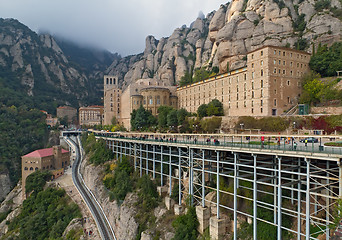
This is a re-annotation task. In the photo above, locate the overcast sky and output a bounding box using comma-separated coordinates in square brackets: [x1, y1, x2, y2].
[0, 0, 226, 56]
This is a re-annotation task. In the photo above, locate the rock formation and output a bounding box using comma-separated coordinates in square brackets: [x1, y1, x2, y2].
[106, 0, 342, 88]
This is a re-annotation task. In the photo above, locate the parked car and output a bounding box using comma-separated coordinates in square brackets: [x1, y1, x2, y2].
[300, 137, 318, 143]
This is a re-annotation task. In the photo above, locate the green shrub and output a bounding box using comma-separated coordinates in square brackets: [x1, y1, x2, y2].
[25, 170, 52, 194]
[8, 188, 81, 239]
[172, 206, 199, 240]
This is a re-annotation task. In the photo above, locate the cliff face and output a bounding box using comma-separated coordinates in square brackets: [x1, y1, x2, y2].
[80, 157, 139, 240]
[0, 18, 117, 107]
[0, 173, 11, 201]
[107, 0, 342, 87]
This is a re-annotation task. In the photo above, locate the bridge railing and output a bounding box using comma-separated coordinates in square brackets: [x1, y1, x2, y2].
[93, 132, 342, 157]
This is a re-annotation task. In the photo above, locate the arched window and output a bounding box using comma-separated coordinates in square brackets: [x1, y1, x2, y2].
[29, 167, 33, 171]
[149, 96, 153, 105]
[24, 167, 28, 171]
[156, 96, 160, 105]
[113, 78, 116, 84]
[35, 167, 38, 171]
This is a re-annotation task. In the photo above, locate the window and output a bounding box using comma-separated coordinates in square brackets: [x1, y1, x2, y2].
[261, 99, 263, 106]
[252, 91, 254, 98]
[261, 69, 263, 76]
[251, 108, 254, 113]
[274, 68, 277, 73]
[274, 99, 277, 106]
[252, 82, 254, 89]
[279, 60, 281, 65]
[261, 51, 263, 56]
[244, 83, 247, 91]
[252, 63, 254, 68]
[283, 70, 286, 74]
[236, 85, 239, 92]
[236, 102, 239, 108]
[251, 100, 254, 107]
[290, 71, 293, 76]
[252, 54, 254, 59]
[283, 52, 285, 56]
[287, 96, 290, 103]
[261, 80, 263, 88]
[279, 69, 281, 74]
[244, 74, 247, 80]
[283, 60, 285, 65]
[287, 80, 290, 86]
[274, 50, 276, 54]
[261, 89, 263, 97]
[274, 89, 277, 94]
[261, 60, 263, 66]
[261, 108, 263, 113]
[244, 92, 246, 99]
[252, 72, 255, 79]
[290, 62, 293, 67]
[244, 101, 246, 107]
[237, 93, 239, 100]
[274, 59, 276, 64]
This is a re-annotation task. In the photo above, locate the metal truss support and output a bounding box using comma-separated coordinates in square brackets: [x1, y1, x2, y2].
[253, 154, 257, 240]
[153, 145, 156, 180]
[161, 146, 163, 186]
[169, 147, 172, 197]
[178, 148, 182, 206]
[305, 157, 310, 240]
[202, 150, 205, 208]
[216, 150, 220, 219]
[297, 158, 301, 240]
[277, 156, 282, 240]
[233, 152, 237, 240]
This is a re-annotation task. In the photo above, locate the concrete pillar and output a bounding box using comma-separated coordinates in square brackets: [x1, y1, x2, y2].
[165, 196, 175, 210]
[174, 204, 183, 216]
[196, 205, 210, 234]
[210, 216, 228, 240]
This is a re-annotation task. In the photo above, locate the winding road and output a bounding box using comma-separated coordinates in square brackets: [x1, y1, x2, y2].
[64, 135, 116, 240]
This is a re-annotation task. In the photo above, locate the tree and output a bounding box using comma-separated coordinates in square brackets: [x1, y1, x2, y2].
[207, 99, 224, 116]
[193, 68, 210, 83]
[197, 104, 208, 118]
[111, 116, 117, 125]
[167, 109, 178, 128]
[177, 108, 189, 125]
[131, 105, 157, 131]
[158, 105, 173, 128]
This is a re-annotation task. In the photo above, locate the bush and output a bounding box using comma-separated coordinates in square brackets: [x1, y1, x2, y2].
[200, 117, 222, 133]
[172, 206, 199, 240]
[236, 116, 289, 132]
[25, 170, 52, 194]
[8, 188, 81, 239]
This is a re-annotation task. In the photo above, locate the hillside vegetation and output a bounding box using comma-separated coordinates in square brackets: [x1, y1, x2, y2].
[2, 171, 81, 240]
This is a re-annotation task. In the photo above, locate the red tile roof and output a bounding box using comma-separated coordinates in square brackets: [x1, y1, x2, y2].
[23, 147, 69, 158]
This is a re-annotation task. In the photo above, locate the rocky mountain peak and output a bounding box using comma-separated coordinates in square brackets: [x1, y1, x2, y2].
[106, 0, 341, 87]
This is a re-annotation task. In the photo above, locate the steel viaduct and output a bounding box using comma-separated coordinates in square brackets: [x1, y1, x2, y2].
[92, 131, 342, 240]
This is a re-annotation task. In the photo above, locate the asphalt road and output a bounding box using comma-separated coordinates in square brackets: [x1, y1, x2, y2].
[65, 136, 116, 240]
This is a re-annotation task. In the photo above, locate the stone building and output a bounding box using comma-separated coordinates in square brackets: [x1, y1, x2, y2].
[177, 46, 311, 116]
[103, 75, 121, 126]
[21, 146, 70, 196]
[57, 106, 77, 124]
[79, 105, 103, 126]
[104, 77, 178, 128]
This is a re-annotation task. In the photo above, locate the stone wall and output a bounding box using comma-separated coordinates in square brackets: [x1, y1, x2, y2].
[311, 106, 342, 115]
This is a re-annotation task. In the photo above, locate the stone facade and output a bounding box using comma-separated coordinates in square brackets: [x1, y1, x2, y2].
[177, 46, 310, 116]
[103, 75, 121, 125]
[79, 105, 103, 126]
[104, 78, 178, 129]
[56, 106, 77, 124]
[21, 146, 70, 196]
